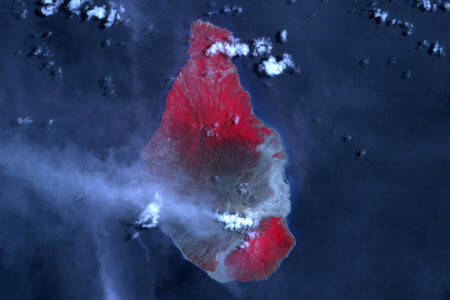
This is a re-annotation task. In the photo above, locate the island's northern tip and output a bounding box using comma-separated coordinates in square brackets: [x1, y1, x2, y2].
[187, 20, 232, 55]
[142, 20, 295, 282]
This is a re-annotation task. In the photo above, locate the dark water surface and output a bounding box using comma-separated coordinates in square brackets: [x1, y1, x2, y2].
[0, 0, 449, 299]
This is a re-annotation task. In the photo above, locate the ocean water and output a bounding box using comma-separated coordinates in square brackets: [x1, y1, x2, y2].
[1, 0, 449, 299]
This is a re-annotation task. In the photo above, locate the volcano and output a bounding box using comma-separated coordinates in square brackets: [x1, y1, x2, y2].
[141, 20, 295, 282]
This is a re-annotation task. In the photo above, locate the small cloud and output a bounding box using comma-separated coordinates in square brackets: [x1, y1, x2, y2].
[220, 4, 242, 15]
[11, 0, 27, 20]
[206, 37, 250, 57]
[16, 116, 34, 125]
[416, 40, 446, 57]
[215, 212, 253, 232]
[387, 57, 397, 65]
[205, 4, 243, 16]
[36, 0, 126, 29]
[367, 4, 414, 35]
[27, 41, 63, 80]
[100, 39, 112, 47]
[135, 193, 163, 229]
[258, 54, 299, 76]
[136, 203, 160, 228]
[251, 37, 273, 56]
[86, 6, 107, 20]
[66, 0, 90, 14]
[412, 0, 450, 12]
[98, 75, 115, 96]
[143, 24, 156, 33]
[279, 30, 287, 43]
[359, 58, 370, 66]
[204, 33, 299, 78]
[28, 43, 54, 59]
[356, 149, 367, 158]
[401, 70, 412, 78]
[371, 8, 389, 23]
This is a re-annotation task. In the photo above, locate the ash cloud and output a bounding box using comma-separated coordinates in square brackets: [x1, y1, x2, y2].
[0, 139, 150, 212]
[0, 136, 225, 298]
[0, 136, 223, 237]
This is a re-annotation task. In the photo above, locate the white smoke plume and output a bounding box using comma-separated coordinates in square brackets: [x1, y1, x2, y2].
[0, 140, 149, 211]
[0, 137, 224, 241]
[135, 193, 162, 228]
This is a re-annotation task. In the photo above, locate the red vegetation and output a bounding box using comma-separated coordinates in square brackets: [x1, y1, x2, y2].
[141, 20, 295, 281]
[224, 217, 295, 281]
[272, 152, 283, 159]
[141, 20, 272, 180]
[184, 240, 219, 272]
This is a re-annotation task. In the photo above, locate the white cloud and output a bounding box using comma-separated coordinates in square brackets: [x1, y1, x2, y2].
[39, 0, 63, 16]
[135, 193, 162, 228]
[204, 32, 299, 78]
[98, 75, 115, 96]
[238, 230, 260, 248]
[105, 8, 117, 28]
[206, 4, 243, 16]
[280, 30, 287, 43]
[220, 5, 242, 15]
[417, 0, 434, 10]
[12, 0, 28, 20]
[17, 116, 33, 125]
[26, 36, 63, 80]
[206, 36, 276, 58]
[372, 8, 389, 23]
[67, 0, 90, 14]
[247, 230, 260, 240]
[417, 40, 446, 56]
[396, 20, 415, 36]
[29, 43, 54, 59]
[86, 6, 106, 20]
[206, 37, 250, 57]
[239, 241, 250, 248]
[412, 0, 450, 11]
[37, 0, 126, 28]
[368, 6, 414, 35]
[252, 37, 273, 56]
[259, 54, 297, 76]
[215, 212, 253, 231]
[236, 182, 248, 194]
